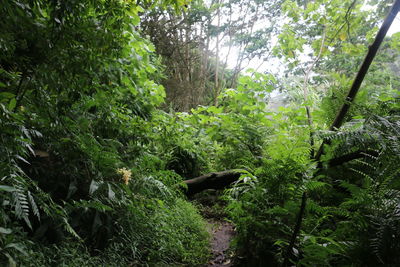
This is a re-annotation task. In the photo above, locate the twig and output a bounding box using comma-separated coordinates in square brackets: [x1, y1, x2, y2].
[282, 192, 307, 267]
[13, 71, 27, 112]
[303, 26, 327, 158]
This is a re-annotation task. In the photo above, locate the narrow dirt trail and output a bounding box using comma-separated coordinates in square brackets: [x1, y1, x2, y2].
[207, 218, 235, 266]
[190, 189, 236, 266]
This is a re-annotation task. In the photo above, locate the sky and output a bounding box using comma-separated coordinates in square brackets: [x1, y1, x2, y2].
[388, 12, 400, 35]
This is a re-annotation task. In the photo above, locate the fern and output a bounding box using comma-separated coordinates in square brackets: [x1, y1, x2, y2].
[304, 180, 330, 192]
[27, 191, 40, 221]
[12, 181, 31, 229]
[322, 114, 400, 264]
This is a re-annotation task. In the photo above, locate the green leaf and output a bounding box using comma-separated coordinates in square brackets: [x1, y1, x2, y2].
[207, 106, 222, 114]
[0, 185, 16, 192]
[89, 180, 101, 195]
[8, 98, 16, 111]
[5, 243, 28, 256]
[4, 252, 16, 267]
[0, 227, 12, 234]
[0, 92, 14, 99]
[378, 94, 395, 102]
[108, 184, 115, 200]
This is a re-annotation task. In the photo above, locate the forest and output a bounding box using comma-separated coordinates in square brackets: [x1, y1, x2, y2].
[1, 0, 400, 266]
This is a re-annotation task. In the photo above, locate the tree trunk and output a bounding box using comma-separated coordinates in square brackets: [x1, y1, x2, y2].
[183, 170, 244, 195]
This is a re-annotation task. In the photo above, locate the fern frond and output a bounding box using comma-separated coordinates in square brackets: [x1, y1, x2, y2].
[27, 191, 40, 221]
[305, 180, 330, 192]
[62, 217, 81, 240]
[12, 183, 31, 229]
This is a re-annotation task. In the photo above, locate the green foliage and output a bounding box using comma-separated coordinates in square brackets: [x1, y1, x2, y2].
[223, 112, 400, 266]
[1, 0, 209, 266]
[225, 159, 312, 266]
[1, 0, 400, 266]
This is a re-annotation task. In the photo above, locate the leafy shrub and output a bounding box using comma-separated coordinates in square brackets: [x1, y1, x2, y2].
[0, 1, 210, 266]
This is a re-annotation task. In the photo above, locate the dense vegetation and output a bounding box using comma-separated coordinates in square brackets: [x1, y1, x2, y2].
[1, 0, 399, 266]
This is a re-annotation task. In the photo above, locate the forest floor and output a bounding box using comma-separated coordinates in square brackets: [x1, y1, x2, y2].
[207, 218, 235, 266]
[190, 189, 236, 267]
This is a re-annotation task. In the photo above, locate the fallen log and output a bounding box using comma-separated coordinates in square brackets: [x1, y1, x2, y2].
[328, 149, 379, 168]
[183, 170, 245, 195]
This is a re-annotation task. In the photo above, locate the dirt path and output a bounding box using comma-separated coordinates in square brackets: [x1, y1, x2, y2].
[207, 219, 235, 266]
[190, 189, 236, 266]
